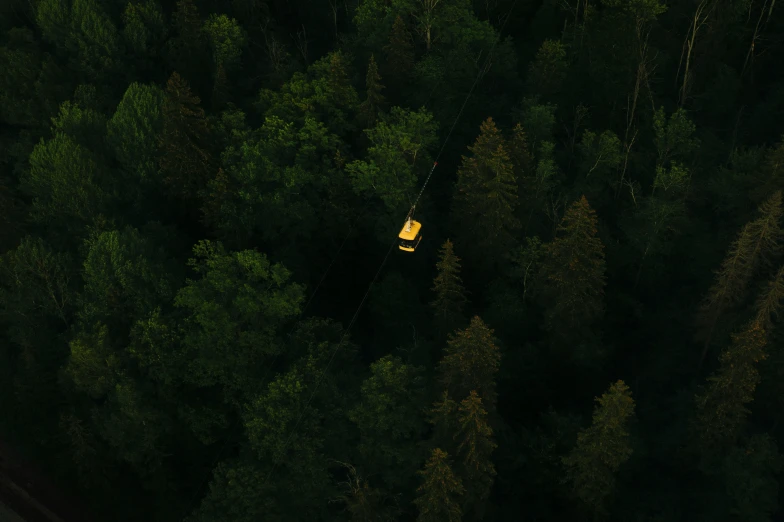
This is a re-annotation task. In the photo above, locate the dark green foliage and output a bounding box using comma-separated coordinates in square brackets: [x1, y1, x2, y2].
[3, 1, 784, 521]
[430, 239, 469, 340]
[538, 196, 606, 336]
[562, 380, 635, 517]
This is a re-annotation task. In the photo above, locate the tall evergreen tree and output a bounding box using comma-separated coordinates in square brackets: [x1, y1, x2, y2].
[359, 54, 386, 129]
[693, 320, 768, 457]
[384, 15, 414, 78]
[455, 390, 497, 518]
[159, 71, 212, 202]
[562, 380, 635, 517]
[438, 316, 501, 410]
[696, 191, 783, 367]
[453, 117, 520, 264]
[431, 239, 469, 340]
[414, 448, 465, 522]
[538, 195, 606, 335]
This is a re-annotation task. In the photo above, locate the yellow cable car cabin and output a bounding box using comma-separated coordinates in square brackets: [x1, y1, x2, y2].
[398, 218, 423, 252]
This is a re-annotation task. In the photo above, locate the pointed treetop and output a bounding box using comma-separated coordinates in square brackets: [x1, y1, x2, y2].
[562, 379, 635, 515]
[385, 15, 414, 76]
[358, 53, 387, 128]
[438, 316, 501, 408]
[414, 448, 465, 522]
[431, 239, 469, 338]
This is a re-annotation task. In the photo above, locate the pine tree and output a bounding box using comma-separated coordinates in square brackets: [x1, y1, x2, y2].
[211, 61, 229, 110]
[438, 316, 501, 410]
[538, 195, 606, 334]
[336, 463, 399, 522]
[754, 264, 784, 331]
[359, 54, 386, 129]
[159, 71, 212, 201]
[328, 51, 356, 109]
[562, 380, 635, 517]
[428, 390, 458, 451]
[453, 117, 520, 262]
[455, 391, 497, 517]
[168, 0, 206, 81]
[173, 0, 200, 41]
[509, 123, 533, 181]
[431, 239, 469, 340]
[384, 15, 414, 77]
[694, 320, 768, 456]
[414, 448, 465, 522]
[696, 191, 783, 368]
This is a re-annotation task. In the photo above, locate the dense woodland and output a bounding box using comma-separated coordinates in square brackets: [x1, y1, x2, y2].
[1, 0, 784, 520]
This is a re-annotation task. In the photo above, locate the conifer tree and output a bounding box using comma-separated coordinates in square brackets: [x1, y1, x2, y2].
[509, 123, 533, 181]
[384, 16, 414, 77]
[328, 51, 356, 109]
[455, 391, 497, 517]
[431, 239, 469, 340]
[359, 54, 386, 129]
[438, 316, 501, 410]
[538, 195, 606, 334]
[168, 0, 206, 81]
[696, 191, 783, 367]
[336, 463, 398, 522]
[694, 320, 768, 455]
[754, 264, 784, 331]
[453, 117, 520, 262]
[414, 448, 465, 522]
[211, 61, 229, 110]
[428, 390, 458, 451]
[159, 71, 212, 201]
[562, 380, 635, 517]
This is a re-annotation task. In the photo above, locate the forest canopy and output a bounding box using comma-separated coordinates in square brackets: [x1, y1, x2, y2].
[1, 0, 784, 520]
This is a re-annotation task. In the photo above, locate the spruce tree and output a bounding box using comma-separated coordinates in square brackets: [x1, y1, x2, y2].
[159, 71, 212, 201]
[509, 123, 533, 182]
[431, 239, 469, 340]
[562, 380, 635, 517]
[359, 54, 386, 129]
[384, 15, 414, 78]
[455, 391, 497, 517]
[694, 320, 767, 456]
[696, 191, 783, 367]
[414, 448, 465, 522]
[428, 390, 458, 452]
[438, 316, 501, 410]
[538, 195, 606, 334]
[453, 117, 520, 263]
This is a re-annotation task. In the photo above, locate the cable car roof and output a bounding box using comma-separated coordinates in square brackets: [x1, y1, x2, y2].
[398, 220, 422, 240]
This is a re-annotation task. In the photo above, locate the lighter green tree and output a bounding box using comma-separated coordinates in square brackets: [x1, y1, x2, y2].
[347, 106, 438, 210]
